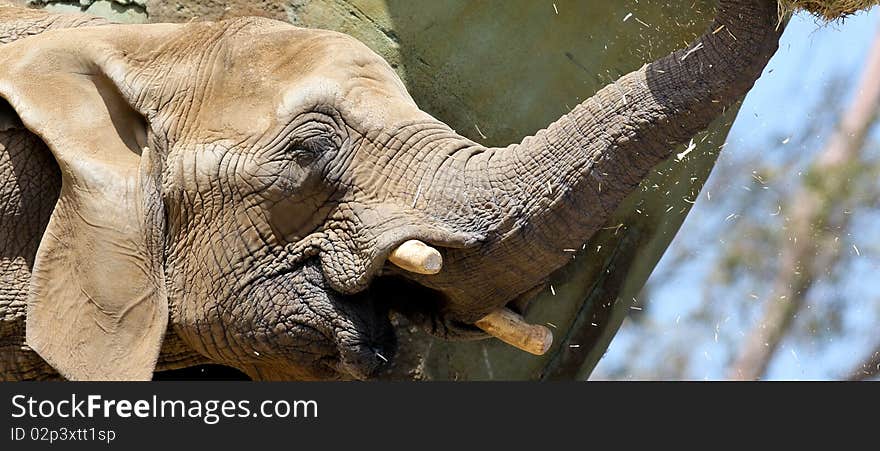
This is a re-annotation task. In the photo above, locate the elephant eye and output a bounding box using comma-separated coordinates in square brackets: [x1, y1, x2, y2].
[291, 134, 337, 164]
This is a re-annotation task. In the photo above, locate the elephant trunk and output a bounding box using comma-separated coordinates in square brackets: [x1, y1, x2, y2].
[410, 0, 782, 324]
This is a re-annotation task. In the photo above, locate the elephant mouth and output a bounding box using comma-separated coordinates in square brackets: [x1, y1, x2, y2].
[312, 270, 484, 380]
[369, 275, 490, 341]
[319, 236, 552, 379]
[265, 235, 548, 380]
[371, 238, 554, 355]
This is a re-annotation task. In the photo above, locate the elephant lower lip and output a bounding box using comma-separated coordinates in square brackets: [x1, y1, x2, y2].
[324, 291, 397, 380]
[333, 339, 396, 380]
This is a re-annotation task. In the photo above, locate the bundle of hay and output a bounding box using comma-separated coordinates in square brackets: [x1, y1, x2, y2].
[779, 0, 880, 20]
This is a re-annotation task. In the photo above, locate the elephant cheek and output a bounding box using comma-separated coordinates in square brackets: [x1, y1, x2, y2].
[266, 195, 332, 242]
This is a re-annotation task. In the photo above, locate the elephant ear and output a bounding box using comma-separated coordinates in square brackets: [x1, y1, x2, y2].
[0, 33, 167, 380]
[0, 99, 20, 131]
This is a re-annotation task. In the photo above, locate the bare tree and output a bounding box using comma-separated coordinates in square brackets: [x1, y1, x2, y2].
[728, 24, 880, 380]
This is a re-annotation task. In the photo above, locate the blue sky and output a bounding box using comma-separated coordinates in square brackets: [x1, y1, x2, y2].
[594, 8, 880, 380]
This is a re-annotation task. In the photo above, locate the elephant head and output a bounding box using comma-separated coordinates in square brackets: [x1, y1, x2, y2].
[0, 0, 782, 380]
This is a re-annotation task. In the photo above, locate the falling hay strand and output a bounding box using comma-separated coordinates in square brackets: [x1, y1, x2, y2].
[779, 0, 880, 21]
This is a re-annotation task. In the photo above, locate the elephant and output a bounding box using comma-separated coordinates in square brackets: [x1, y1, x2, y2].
[0, 0, 782, 380]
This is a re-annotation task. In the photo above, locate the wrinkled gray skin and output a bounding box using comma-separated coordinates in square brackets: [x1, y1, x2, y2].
[0, 0, 782, 380]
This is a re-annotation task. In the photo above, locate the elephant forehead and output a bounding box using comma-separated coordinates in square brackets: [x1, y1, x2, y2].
[186, 26, 424, 140]
[275, 75, 423, 127]
[230, 28, 422, 126]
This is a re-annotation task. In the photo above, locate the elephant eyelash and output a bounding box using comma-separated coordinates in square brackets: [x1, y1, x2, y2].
[290, 134, 338, 164]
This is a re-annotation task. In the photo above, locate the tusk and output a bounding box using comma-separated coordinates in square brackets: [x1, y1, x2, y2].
[388, 240, 443, 275]
[475, 308, 553, 356]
